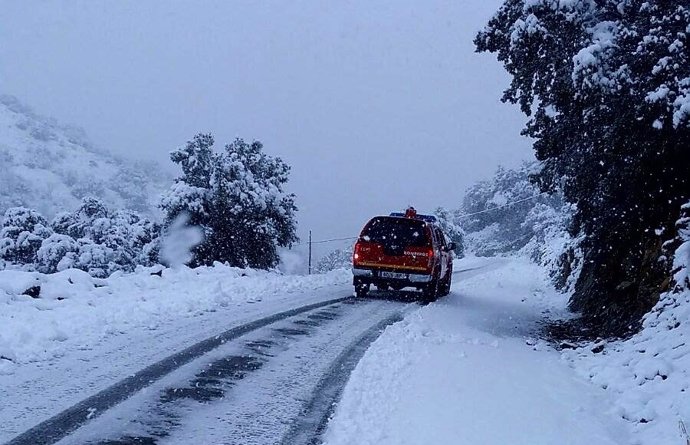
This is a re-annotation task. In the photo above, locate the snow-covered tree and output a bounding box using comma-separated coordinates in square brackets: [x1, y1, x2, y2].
[0, 207, 52, 265]
[161, 133, 298, 269]
[159, 133, 215, 251]
[477, 1, 690, 335]
[315, 248, 353, 274]
[458, 163, 577, 288]
[51, 197, 108, 240]
[458, 163, 563, 256]
[433, 207, 465, 257]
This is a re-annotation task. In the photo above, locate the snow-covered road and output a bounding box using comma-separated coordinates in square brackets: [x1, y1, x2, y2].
[2, 258, 634, 445]
[323, 257, 632, 445]
[0, 267, 353, 443]
[51, 297, 410, 445]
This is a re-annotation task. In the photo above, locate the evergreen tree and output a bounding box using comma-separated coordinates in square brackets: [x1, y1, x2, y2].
[161, 133, 298, 269]
[433, 207, 465, 257]
[458, 162, 563, 257]
[476, 1, 690, 335]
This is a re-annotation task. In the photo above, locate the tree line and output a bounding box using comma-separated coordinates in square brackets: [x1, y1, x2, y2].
[0, 133, 297, 275]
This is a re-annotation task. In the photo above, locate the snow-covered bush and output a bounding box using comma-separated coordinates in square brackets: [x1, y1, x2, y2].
[112, 210, 160, 267]
[74, 241, 113, 278]
[644, 204, 690, 333]
[37, 234, 79, 273]
[1, 198, 160, 277]
[51, 198, 160, 274]
[161, 133, 298, 269]
[520, 201, 582, 292]
[672, 203, 690, 290]
[50, 197, 108, 241]
[0, 207, 53, 265]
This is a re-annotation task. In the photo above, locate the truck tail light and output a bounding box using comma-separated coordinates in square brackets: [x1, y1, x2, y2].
[427, 247, 435, 268]
[353, 242, 363, 264]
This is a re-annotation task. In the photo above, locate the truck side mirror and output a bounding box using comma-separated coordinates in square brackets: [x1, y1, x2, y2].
[447, 242, 456, 252]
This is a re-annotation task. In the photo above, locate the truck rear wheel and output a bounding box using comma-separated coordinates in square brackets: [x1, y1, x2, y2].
[355, 282, 370, 298]
[422, 279, 438, 303]
[440, 274, 452, 296]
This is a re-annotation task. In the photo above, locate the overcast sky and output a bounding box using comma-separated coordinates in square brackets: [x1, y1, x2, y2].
[0, 0, 533, 261]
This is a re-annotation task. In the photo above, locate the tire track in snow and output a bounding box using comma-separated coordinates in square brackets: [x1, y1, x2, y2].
[4, 296, 354, 445]
[280, 312, 404, 445]
[280, 259, 508, 444]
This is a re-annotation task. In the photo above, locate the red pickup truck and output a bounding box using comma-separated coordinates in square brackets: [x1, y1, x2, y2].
[352, 208, 455, 302]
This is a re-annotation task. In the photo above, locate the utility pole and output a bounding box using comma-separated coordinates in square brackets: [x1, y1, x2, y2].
[308, 230, 312, 275]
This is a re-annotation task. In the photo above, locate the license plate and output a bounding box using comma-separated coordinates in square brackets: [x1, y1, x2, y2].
[380, 271, 407, 280]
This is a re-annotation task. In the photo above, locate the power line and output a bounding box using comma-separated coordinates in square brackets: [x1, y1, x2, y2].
[297, 192, 550, 247]
[292, 236, 357, 247]
[311, 236, 358, 244]
[454, 192, 550, 219]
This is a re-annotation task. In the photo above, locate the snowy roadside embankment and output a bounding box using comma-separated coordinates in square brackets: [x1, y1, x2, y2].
[323, 257, 629, 445]
[0, 264, 350, 373]
[0, 262, 353, 442]
[562, 205, 690, 445]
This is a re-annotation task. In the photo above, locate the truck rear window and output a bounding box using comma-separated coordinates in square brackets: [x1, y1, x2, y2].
[360, 217, 430, 247]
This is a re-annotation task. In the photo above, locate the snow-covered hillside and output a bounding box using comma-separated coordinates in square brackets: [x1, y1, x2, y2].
[0, 95, 169, 218]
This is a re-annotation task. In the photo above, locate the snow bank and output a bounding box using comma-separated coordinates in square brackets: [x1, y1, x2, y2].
[0, 264, 350, 373]
[562, 205, 690, 445]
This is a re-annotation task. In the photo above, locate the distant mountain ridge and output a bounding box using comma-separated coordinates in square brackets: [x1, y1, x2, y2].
[0, 95, 169, 218]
